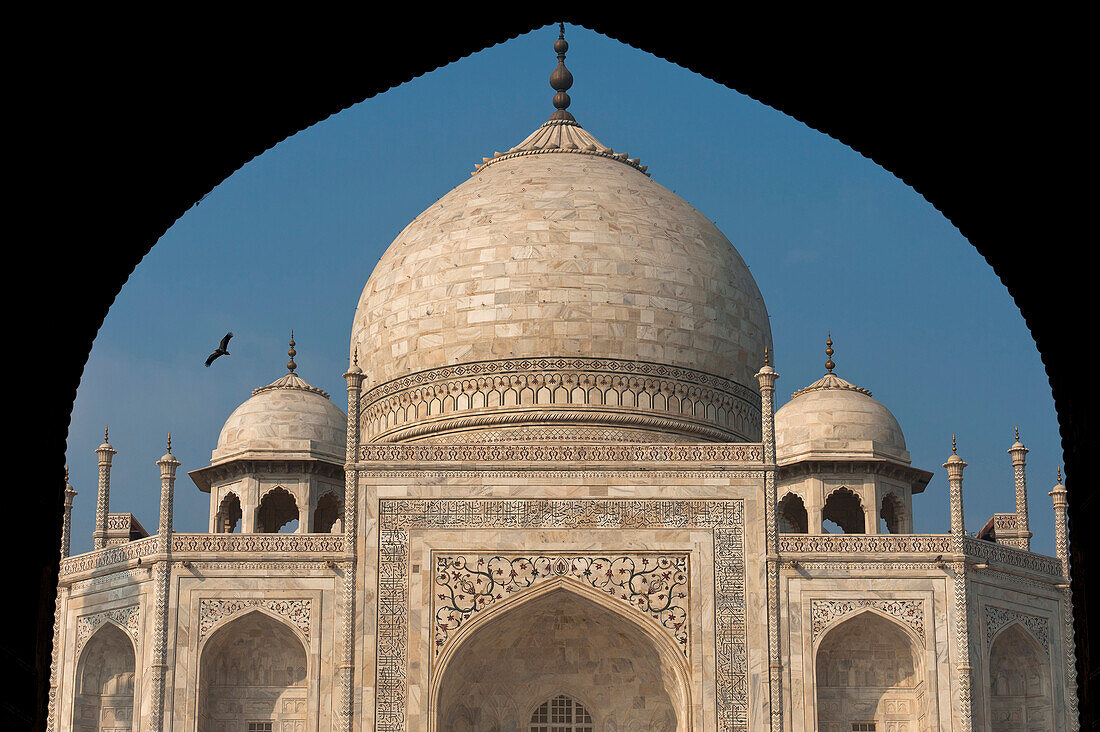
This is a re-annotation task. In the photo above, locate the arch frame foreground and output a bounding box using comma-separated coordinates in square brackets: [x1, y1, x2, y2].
[428, 577, 694, 732]
[810, 606, 932, 732]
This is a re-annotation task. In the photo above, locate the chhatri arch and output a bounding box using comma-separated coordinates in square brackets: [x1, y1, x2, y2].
[813, 608, 928, 731]
[431, 578, 693, 732]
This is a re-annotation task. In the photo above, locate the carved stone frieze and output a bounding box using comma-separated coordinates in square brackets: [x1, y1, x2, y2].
[76, 605, 140, 654]
[360, 442, 763, 464]
[59, 536, 158, 578]
[431, 553, 689, 658]
[984, 605, 1050, 652]
[810, 599, 925, 646]
[172, 533, 344, 553]
[359, 357, 762, 443]
[779, 534, 952, 554]
[198, 598, 312, 641]
[963, 537, 1062, 576]
[378, 498, 746, 732]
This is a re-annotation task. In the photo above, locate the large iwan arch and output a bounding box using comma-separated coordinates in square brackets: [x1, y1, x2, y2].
[988, 622, 1054, 731]
[433, 580, 691, 732]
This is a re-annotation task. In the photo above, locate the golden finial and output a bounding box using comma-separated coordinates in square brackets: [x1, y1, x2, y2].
[952, 434, 957, 454]
[287, 331, 297, 373]
[104, 425, 109, 442]
[1015, 425, 1019, 441]
[1057, 466, 1062, 483]
[64, 464, 69, 480]
[764, 346, 770, 367]
[353, 345, 359, 367]
[825, 333, 835, 373]
[167, 433, 172, 453]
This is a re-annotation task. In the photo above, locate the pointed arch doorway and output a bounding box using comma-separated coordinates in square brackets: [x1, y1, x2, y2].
[433, 582, 691, 731]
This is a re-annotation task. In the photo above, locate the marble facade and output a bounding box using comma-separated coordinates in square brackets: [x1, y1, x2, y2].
[49, 31, 1078, 732]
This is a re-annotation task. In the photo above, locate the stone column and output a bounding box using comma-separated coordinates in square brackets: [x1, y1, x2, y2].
[61, 466, 76, 559]
[93, 427, 116, 550]
[755, 351, 782, 732]
[1050, 469, 1079, 729]
[1008, 429, 1031, 551]
[943, 436, 973, 730]
[341, 349, 364, 732]
[151, 436, 180, 732]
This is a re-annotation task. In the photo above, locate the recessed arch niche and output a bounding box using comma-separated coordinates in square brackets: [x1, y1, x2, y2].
[815, 609, 926, 731]
[196, 609, 308, 732]
[433, 581, 690, 732]
[988, 622, 1054, 731]
[73, 622, 136, 732]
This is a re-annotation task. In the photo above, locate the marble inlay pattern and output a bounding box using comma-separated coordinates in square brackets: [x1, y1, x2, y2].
[984, 605, 1049, 652]
[198, 598, 312, 641]
[378, 498, 746, 732]
[810, 599, 925, 646]
[431, 553, 690, 657]
[76, 605, 140, 654]
[360, 442, 762, 463]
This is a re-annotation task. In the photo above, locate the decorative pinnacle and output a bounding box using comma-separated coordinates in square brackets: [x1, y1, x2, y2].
[166, 433, 172, 453]
[287, 331, 297, 373]
[548, 22, 575, 122]
[1015, 425, 1020, 441]
[952, 434, 957, 454]
[825, 334, 835, 373]
[353, 345, 359, 367]
[1057, 466, 1062, 483]
[764, 346, 771, 367]
[104, 425, 109, 443]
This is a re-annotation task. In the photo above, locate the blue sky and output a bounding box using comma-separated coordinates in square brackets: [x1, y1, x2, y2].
[65, 24, 1061, 555]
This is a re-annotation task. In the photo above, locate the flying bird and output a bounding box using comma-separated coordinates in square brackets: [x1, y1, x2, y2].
[205, 332, 234, 367]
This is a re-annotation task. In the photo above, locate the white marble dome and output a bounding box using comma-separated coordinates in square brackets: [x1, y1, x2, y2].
[211, 372, 347, 465]
[350, 118, 771, 444]
[774, 370, 909, 464]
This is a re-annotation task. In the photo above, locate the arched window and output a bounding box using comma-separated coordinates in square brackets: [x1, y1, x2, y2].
[880, 492, 904, 534]
[313, 491, 342, 533]
[822, 487, 865, 534]
[215, 492, 242, 533]
[530, 695, 593, 732]
[778, 492, 809, 533]
[256, 487, 299, 533]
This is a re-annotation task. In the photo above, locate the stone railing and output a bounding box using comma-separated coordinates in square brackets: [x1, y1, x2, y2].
[358, 442, 764, 464]
[59, 536, 159, 577]
[779, 534, 953, 554]
[963, 536, 1062, 576]
[59, 534, 345, 578]
[170, 533, 345, 554]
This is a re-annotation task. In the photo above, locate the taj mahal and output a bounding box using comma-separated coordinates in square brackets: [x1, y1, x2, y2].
[47, 26, 1079, 732]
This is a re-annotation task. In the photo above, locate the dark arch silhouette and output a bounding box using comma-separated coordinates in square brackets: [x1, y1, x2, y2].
[20, 12, 1095, 729]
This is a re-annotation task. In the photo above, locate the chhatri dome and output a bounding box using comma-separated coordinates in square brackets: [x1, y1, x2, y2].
[774, 336, 910, 465]
[208, 334, 347, 465]
[350, 27, 772, 444]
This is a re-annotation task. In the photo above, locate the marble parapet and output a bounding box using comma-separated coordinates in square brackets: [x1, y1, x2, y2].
[356, 441, 764, 466]
[58, 533, 346, 580]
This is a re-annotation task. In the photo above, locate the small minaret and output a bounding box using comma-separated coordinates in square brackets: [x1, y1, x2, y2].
[60, 466, 77, 559]
[756, 346, 783, 731]
[1008, 426, 1031, 551]
[156, 434, 180, 549]
[1050, 467, 1069, 579]
[93, 426, 116, 550]
[944, 434, 968, 552]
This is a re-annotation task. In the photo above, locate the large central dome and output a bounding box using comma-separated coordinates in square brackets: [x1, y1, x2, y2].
[350, 48, 771, 444]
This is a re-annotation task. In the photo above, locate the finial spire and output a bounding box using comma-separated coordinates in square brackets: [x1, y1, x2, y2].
[952, 433, 957, 454]
[167, 433, 172, 453]
[548, 22, 575, 122]
[287, 331, 297, 373]
[1015, 425, 1020, 441]
[1057, 465, 1062, 483]
[353, 345, 359, 367]
[825, 333, 835, 373]
[764, 345, 771, 367]
[104, 425, 109, 443]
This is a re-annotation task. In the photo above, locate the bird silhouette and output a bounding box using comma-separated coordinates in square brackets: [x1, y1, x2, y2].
[205, 332, 234, 367]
